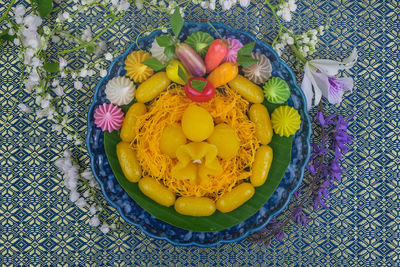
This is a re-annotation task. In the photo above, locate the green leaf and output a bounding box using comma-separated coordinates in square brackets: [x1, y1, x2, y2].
[177, 65, 188, 84]
[164, 45, 175, 60]
[0, 29, 16, 41]
[156, 35, 174, 47]
[142, 58, 166, 71]
[43, 62, 59, 73]
[238, 41, 255, 57]
[170, 8, 184, 38]
[104, 101, 293, 232]
[190, 79, 207, 92]
[237, 56, 259, 68]
[37, 0, 53, 18]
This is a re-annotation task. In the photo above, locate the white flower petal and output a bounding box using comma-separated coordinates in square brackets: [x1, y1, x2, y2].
[301, 63, 316, 110]
[310, 71, 330, 106]
[309, 48, 358, 76]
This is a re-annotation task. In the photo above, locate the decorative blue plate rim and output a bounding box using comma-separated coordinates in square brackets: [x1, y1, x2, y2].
[86, 22, 311, 247]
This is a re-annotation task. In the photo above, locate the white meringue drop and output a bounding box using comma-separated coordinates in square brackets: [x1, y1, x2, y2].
[150, 39, 169, 64]
[105, 76, 136, 106]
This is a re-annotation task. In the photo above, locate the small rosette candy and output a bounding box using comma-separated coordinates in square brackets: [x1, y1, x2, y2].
[150, 39, 169, 64]
[271, 105, 301, 137]
[223, 38, 243, 63]
[94, 103, 124, 132]
[124, 50, 154, 83]
[185, 32, 214, 57]
[263, 77, 291, 104]
[105, 76, 136, 106]
[243, 52, 272, 84]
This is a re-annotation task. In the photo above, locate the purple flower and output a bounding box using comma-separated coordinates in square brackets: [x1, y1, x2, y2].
[326, 77, 354, 105]
[275, 231, 285, 242]
[292, 206, 312, 226]
[293, 189, 302, 199]
[301, 48, 358, 110]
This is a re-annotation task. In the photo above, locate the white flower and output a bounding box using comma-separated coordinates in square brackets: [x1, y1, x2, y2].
[62, 12, 70, 20]
[105, 52, 113, 61]
[89, 179, 98, 187]
[63, 105, 71, 114]
[281, 10, 292, 22]
[54, 158, 66, 169]
[119, 1, 130, 10]
[74, 81, 83, 90]
[63, 150, 72, 158]
[221, 0, 233, 10]
[23, 14, 42, 30]
[52, 79, 60, 87]
[51, 35, 61, 43]
[83, 190, 90, 198]
[100, 69, 107, 77]
[54, 86, 63, 96]
[74, 138, 82, 146]
[28, 69, 40, 84]
[89, 216, 100, 227]
[100, 223, 110, 234]
[31, 57, 42, 68]
[281, 33, 294, 45]
[89, 206, 97, 215]
[136, 0, 143, 9]
[76, 197, 87, 208]
[52, 124, 62, 132]
[79, 69, 88, 77]
[59, 57, 68, 69]
[239, 0, 250, 8]
[277, 1, 296, 22]
[301, 48, 358, 110]
[18, 103, 31, 113]
[200, 1, 208, 8]
[81, 169, 93, 180]
[209, 2, 216, 10]
[13, 38, 20, 46]
[14, 5, 26, 17]
[70, 190, 80, 202]
[81, 28, 92, 42]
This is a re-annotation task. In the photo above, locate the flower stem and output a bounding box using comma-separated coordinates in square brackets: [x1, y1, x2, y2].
[58, 10, 127, 55]
[265, 0, 307, 64]
[0, 0, 16, 23]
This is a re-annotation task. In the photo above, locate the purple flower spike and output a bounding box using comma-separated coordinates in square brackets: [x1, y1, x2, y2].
[275, 231, 285, 242]
[317, 111, 327, 127]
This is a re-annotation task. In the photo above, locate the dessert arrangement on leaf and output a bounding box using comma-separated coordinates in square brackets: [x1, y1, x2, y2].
[93, 10, 301, 219]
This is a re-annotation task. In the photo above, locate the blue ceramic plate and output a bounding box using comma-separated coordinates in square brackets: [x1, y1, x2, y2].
[87, 22, 311, 247]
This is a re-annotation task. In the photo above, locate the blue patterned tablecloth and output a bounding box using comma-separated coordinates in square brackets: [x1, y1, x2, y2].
[0, 0, 398, 265]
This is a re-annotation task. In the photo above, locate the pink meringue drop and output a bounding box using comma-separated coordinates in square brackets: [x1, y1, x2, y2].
[223, 38, 243, 63]
[94, 103, 124, 133]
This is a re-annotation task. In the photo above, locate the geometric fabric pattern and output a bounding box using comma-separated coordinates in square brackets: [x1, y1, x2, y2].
[0, 0, 398, 265]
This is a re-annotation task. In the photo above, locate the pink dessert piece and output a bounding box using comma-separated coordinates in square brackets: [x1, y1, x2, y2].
[94, 103, 124, 133]
[223, 38, 243, 63]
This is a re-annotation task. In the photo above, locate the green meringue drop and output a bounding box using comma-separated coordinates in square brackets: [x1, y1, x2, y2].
[263, 77, 291, 104]
[185, 32, 214, 57]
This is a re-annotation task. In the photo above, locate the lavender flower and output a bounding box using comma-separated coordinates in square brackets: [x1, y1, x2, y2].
[250, 109, 353, 246]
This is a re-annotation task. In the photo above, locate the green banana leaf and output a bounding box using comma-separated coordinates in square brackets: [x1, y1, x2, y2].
[104, 102, 292, 232]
